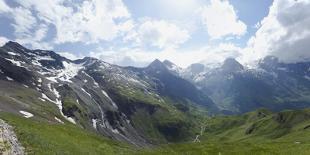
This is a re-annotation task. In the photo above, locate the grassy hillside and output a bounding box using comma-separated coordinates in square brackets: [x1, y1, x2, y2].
[1, 108, 309, 155]
[139, 108, 310, 155]
[0, 113, 135, 155]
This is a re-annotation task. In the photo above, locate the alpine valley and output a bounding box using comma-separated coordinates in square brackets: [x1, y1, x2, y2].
[0, 42, 309, 154]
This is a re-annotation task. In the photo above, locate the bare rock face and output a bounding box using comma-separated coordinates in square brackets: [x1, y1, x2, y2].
[0, 119, 24, 155]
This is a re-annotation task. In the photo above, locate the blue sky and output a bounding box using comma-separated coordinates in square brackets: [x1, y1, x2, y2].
[0, 0, 310, 67]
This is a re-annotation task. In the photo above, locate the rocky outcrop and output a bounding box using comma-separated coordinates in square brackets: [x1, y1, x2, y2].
[0, 119, 24, 155]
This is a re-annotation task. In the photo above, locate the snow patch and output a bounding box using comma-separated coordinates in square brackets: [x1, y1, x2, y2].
[6, 76, 13, 81]
[47, 83, 52, 90]
[81, 88, 92, 97]
[57, 61, 84, 83]
[7, 52, 20, 56]
[126, 119, 130, 124]
[42, 61, 84, 83]
[102, 90, 118, 108]
[31, 60, 42, 66]
[54, 117, 64, 124]
[38, 98, 46, 102]
[50, 87, 76, 124]
[112, 128, 120, 134]
[36, 55, 55, 61]
[19, 111, 34, 118]
[92, 119, 97, 129]
[42, 93, 54, 102]
[5, 58, 23, 67]
[23, 85, 29, 88]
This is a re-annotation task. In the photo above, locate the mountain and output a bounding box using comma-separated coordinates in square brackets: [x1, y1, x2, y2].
[162, 59, 183, 76]
[0, 42, 309, 154]
[0, 42, 216, 146]
[221, 58, 244, 73]
[183, 57, 310, 114]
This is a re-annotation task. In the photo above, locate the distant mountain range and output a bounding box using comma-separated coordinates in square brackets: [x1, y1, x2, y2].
[164, 56, 310, 114]
[0, 41, 309, 149]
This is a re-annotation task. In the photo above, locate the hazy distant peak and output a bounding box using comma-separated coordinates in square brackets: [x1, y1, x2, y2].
[221, 58, 244, 72]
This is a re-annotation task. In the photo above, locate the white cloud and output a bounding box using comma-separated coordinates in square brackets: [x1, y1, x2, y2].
[0, 0, 11, 13]
[127, 19, 190, 49]
[3, 0, 131, 47]
[241, 0, 310, 63]
[89, 43, 241, 68]
[6, 7, 53, 49]
[200, 0, 247, 39]
[12, 7, 37, 38]
[157, 0, 202, 19]
[0, 36, 9, 46]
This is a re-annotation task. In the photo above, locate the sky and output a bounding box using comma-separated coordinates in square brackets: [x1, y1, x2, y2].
[0, 0, 310, 68]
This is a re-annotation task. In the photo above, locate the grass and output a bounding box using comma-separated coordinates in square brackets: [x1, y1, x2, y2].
[2, 83, 309, 155]
[0, 113, 310, 155]
[0, 113, 136, 155]
[138, 108, 310, 155]
[138, 141, 310, 155]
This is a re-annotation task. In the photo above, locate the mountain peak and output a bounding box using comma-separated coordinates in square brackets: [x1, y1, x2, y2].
[81, 57, 99, 62]
[221, 58, 243, 72]
[162, 60, 183, 75]
[148, 59, 163, 66]
[147, 59, 168, 71]
[3, 41, 27, 50]
[163, 60, 174, 67]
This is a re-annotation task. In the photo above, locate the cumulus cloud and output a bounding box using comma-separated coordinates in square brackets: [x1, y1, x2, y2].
[125, 19, 190, 49]
[200, 0, 247, 39]
[16, 0, 130, 44]
[241, 0, 310, 63]
[0, 0, 132, 48]
[0, 0, 11, 13]
[10, 7, 51, 49]
[89, 43, 241, 68]
[12, 7, 37, 37]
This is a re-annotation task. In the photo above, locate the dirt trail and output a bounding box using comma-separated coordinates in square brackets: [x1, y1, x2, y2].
[0, 119, 24, 155]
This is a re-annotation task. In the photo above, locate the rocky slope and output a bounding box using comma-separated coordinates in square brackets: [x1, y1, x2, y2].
[0, 119, 24, 155]
[0, 41, 215, 146]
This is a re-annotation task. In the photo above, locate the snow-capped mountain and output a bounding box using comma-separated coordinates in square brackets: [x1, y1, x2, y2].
[0, 42, 216, 145]
[1, 41, 310, 146]
[182, 57, 310, 114]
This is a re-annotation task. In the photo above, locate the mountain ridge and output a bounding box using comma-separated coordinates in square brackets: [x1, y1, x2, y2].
[0, 41, 215, 146]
